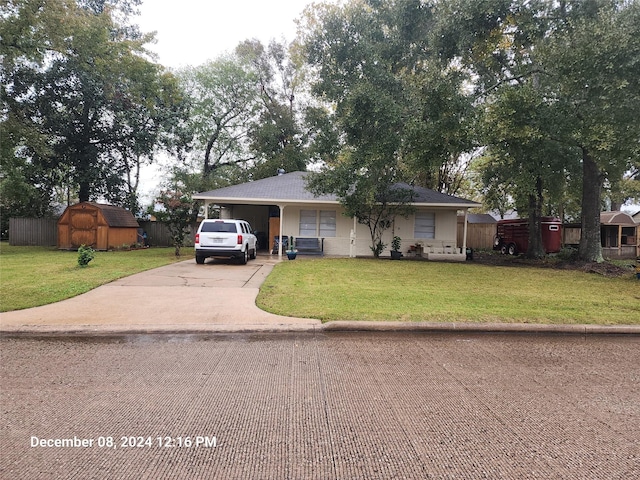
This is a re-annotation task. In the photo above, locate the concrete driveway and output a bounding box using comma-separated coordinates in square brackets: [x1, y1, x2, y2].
[0, 256, 321, 333]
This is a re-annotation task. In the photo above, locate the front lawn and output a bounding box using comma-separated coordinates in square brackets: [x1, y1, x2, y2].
[0, 243, 193, 312]
[256, 258, 640, 324]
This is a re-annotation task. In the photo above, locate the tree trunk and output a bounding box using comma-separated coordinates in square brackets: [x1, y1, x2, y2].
[78, 180, 90, 203]
[526, 177, 545, 258]
[579, 149, 604, 263]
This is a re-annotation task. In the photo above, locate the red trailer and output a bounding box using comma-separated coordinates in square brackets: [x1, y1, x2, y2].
[493, 217, 562, 255]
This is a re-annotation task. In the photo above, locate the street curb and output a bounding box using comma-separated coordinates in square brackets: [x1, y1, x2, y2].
[1, 321, 639, 336]
[320, 321, 640, 335]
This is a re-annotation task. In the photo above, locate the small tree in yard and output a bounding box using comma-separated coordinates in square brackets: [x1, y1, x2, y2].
[77, 245, 95, 267]
[307, 162, 415, 258]
[151, 190, 197, 256]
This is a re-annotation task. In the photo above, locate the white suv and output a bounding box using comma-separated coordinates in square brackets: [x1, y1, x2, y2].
[195, 219, 257, 265]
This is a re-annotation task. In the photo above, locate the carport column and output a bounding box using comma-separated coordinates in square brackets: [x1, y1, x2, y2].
[203, 201, 209, 219]
[462, 209, 469, 252]
[350, 216, 357, 257]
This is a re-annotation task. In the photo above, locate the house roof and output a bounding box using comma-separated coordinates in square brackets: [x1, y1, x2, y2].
[457, 213, 497, 224]
[84, 202, 139, 228]
[600, 211, 636, 227]
[193, 171, 481, 208]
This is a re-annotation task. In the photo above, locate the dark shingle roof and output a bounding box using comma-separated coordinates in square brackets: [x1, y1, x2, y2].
[87, 202, 139, 228]
[457, 213, 497, 223]
[194, 171, 336, 203]
[194, 171, 481, 207]
[392, 183, 480, 206]
[193, 172, 480, 208]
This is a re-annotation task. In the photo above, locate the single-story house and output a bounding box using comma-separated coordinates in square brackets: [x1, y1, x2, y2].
[193, 171, 481, 260]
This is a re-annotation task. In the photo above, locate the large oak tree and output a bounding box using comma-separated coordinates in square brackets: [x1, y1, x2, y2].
[436, 0, 640, 262]
[1, 0, 187, 217]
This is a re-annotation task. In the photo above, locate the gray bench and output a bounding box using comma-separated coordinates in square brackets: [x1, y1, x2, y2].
[294, 237, 324, 255]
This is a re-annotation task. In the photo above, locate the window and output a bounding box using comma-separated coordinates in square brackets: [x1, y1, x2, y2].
[299, 210, 336, 237]
[319, 210, 336, 237]
[414, 212, 435, 239]
[299, 210, 317, 236]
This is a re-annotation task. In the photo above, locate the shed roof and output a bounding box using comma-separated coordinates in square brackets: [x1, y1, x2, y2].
[194, 171, 481, 208]
[600, 211, 636, 226]
[82, 202, 139, 228]
[457, 213, 497, 224]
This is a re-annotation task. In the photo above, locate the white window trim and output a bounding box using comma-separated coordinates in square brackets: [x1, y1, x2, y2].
[299, 209, 336, 237]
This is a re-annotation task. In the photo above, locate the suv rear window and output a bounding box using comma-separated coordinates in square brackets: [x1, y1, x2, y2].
[200, 222, 239, 233]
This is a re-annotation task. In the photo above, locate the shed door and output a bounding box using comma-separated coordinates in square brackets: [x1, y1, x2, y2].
[70, 210, 98, 248]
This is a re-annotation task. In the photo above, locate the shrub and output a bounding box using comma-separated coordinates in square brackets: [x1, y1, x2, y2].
[77, 244, 95, 267]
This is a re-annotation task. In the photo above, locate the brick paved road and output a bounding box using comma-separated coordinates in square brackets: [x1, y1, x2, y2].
[1, 332, 638, 479]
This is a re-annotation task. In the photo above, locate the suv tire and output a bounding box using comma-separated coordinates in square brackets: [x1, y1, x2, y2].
[239, 247, 249, 265]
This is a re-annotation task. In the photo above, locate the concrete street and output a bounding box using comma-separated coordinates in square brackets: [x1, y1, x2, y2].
[1, 332, 638, 479]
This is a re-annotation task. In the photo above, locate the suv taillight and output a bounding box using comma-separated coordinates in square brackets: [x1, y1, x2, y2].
[195, 233, 200, 244]
[237, 234, 243, 244]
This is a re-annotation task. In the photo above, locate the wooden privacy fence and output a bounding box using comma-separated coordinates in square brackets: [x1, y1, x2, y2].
[137, 221, 197, 247]
[9, 218, 58, 246]
[456, 223, 496, 250]
[8, 218, 196, 248]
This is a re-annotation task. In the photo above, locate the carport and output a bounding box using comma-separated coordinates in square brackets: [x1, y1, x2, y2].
[193, 172, 343, 258]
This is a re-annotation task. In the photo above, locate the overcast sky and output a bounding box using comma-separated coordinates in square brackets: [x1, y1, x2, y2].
[137, 0, 327, 69]
[136, 1, 336, 200]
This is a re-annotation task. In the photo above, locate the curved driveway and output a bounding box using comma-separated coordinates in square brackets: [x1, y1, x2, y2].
[0, 256, 321, 334]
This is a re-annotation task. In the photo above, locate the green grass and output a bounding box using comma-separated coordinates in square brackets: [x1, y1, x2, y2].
[256, 258, 640, 325]
[3, 244, 638, 325]
[0, 243, 193, 312]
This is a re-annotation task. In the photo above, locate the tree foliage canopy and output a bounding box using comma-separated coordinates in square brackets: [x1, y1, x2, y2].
[3, 0, 638, 263]
[1, 0, 188, 227]
[299, 0, 477, 254]
[433, 0, 640, 261]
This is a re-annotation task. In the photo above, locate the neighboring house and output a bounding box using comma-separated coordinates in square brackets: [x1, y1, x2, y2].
[193, 171, 481, 260]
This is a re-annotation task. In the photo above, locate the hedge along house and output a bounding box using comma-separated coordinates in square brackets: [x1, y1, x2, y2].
[58, 202, 140, 250]
[193, 171, 481, 260]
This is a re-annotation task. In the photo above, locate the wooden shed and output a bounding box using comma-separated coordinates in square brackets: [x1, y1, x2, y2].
[600, 211, 639, 258]
[563, 211, 639, 258]
[58, 202, 139, 250]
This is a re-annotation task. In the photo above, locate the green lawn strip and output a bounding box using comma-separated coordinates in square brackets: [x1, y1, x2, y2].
[0, 244, 193, 312]
[256, 258, 640, 325]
